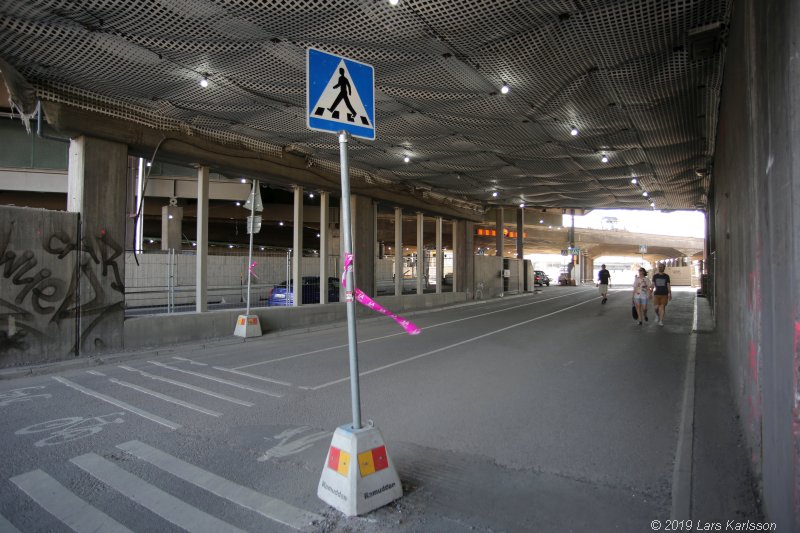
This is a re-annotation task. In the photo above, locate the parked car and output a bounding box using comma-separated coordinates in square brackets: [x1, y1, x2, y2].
[534, 270, 550, 287]
[265, 276, 340, 306]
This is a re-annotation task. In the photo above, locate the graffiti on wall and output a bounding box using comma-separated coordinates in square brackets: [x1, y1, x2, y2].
[0, 219, 124, 357]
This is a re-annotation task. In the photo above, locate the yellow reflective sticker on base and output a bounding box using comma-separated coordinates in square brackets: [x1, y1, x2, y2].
[358, 450, 376, 477]
[337, 450, 350, 476]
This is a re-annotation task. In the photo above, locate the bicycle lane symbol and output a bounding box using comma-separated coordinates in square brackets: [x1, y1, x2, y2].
[0, 386, 52, 407]
[15, 412, 125, 447]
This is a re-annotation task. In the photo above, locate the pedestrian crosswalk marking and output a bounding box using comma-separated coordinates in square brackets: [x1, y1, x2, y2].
[148, 361, 283, 397]
[71, 453, 246, 533]
[0, 513, 22, 533]
[53, 377, 181, 430]
[10, 469, 133, 533]
[118, 440, 322, 530]
[109, 378, 222, 417]
[118, 365, 254, 407]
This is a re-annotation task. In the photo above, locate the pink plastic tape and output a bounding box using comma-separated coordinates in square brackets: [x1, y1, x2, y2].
[342, 253, 421, 335]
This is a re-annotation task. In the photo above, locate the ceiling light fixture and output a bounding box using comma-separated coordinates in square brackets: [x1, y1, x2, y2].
[570, 126, 579, 136]
[601, 154, 609, 163]
[389, 0, 399, 5]
[492, 191, 498, 197]
[240, 178, 247, 183]
[309, 193, 314, 198]
[631, 178, 638, 184]
[650, 201, 656, 207]
[500, 83, 510, 94]
[235, 201, 241, 206]
[539, 219, 544, 224]
[279, 221, 284, 226]
[200, 74, 209, 88]
[520, 203, 525, 208]
[643, 191, 649, 197]
[403, 156, 410, 163]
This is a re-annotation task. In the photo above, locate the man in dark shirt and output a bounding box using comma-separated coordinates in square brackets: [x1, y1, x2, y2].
[652, 263, 672, 326]
[597, 264, 611, 304]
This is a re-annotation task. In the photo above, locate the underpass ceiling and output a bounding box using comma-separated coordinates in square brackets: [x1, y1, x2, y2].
[0, 0, 730, 212]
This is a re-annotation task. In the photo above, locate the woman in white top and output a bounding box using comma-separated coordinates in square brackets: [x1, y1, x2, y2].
[632, 267, 652, 326]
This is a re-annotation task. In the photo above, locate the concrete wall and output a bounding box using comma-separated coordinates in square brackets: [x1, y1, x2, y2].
[124, 291, 468, 350]
[0, 207, 79, 365]
[712, 1, 800, 528]
[474, 255, 503, 299]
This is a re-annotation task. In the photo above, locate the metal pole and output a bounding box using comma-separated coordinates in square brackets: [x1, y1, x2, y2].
[246, 180, 256, 315]
[338, 131, 362, 430]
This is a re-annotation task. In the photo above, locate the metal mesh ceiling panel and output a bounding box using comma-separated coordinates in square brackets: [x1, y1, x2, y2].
[0, 0, 731, 211]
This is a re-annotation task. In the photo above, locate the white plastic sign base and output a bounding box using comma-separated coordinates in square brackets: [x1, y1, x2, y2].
[317, 424, 402, 516]
[233, 315, 262, 338]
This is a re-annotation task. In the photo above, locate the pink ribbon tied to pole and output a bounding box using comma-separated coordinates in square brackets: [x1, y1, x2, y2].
[342, 253, 421, 335]
[248, 261, 259, 279]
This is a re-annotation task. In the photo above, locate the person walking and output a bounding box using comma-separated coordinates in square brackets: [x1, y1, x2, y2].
[328, 67, 358, 121]
[651, 263, 672, 326]
[632, 267, 652, 326]
[597, 264, 611, 304]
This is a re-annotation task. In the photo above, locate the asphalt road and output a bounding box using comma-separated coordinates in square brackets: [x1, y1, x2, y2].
[0, 285, 697, 532]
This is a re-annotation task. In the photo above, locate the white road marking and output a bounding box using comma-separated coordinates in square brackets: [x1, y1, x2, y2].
[306, 297, 596, 390]
[234, 289, 589, 370]
[0, 513, 21, 533]
[117, 440, 322, 531]
[258, 426, 331, 461]
[118, 366, 254, 407]
[109, 379, 222, 417]
[71, 453, 245, 533]
[212, 366, 292, 386]
[148, 362, 283, 398]
[53, 377, 180, 430]
[173, 356, 207, 366]
[86, 370, 106, 376]
[10, 469, 133, 533]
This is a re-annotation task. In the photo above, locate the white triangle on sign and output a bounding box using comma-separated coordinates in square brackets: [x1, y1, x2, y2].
[311, 60, 372, 127]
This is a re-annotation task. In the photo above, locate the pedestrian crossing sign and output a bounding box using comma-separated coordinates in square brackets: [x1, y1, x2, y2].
[307, 48, 375, 140]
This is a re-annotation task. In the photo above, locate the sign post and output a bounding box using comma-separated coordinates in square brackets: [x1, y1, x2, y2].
[234, 179, 262, 338]
[308, 48, 402, 516]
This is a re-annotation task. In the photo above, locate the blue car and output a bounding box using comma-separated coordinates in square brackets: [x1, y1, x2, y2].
[266, 276, 340, 306]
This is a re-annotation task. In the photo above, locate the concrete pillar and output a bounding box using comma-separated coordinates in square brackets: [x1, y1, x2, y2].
[292, 186, 303, 307]
[454, 220, 474, 295]
[495, 207, 504, 256]
[161, 204, 183, 251]
[451, 219, 458, 292]
[372, 201, 378, 296]
[196, 166, 209, 312]
[67, 135, 127, 354]
[516, 207, 524, 259]
[320, 192, 329, 304]
[416, 212, 424, 294]
[350, 195, 375, 297]
[435, 216, 443, 294]
[394, 207, 402, 296]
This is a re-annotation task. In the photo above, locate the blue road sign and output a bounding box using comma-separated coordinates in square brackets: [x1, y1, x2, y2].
[307, 48, 375, 140]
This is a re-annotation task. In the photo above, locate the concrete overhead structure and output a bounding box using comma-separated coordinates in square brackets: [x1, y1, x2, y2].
[0, 0, 799, 527]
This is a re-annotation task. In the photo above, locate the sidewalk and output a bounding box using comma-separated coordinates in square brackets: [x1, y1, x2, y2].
[691, 296, 762, 521]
